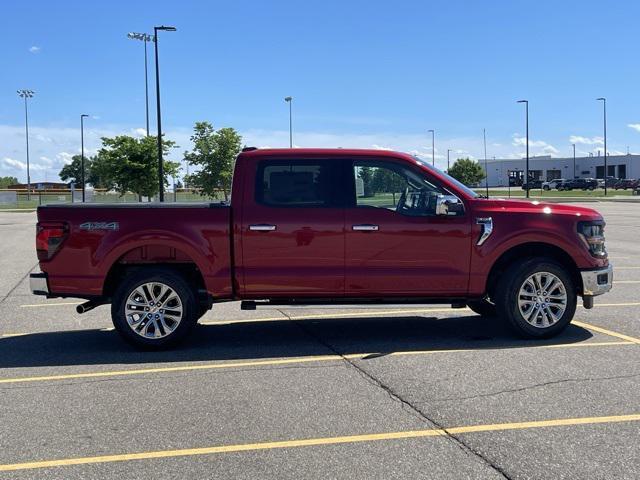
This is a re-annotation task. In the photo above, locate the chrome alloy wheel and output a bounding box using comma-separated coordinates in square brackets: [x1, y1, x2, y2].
[125, 282, 183, 338]
[517, 272, 567, 328]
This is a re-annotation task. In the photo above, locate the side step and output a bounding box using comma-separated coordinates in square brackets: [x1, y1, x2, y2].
[240, 299, 469, 311]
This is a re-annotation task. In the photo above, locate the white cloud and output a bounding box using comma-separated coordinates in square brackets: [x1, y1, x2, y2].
[627, 124, 640, 132]
[29, 46, 40, 54]
[131, 128, 147, 137]
[569, 135, 604, 145]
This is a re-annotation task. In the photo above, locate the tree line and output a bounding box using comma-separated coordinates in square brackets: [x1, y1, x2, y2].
[59, 121, 242, 199]
[57, 120, 487, 199]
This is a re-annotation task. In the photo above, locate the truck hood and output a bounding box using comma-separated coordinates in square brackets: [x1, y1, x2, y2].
[472, 198, 603, 221]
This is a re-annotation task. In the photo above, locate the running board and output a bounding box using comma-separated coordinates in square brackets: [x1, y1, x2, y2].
[240, 299, 470, 311]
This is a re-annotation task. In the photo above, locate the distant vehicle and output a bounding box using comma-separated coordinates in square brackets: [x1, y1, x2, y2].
[598, 177, 618, 189]
[522, 179, 544, 190]
[558, 178, 598, 191]
[542, 178, 565, 191]
[613, 179, 639, 190]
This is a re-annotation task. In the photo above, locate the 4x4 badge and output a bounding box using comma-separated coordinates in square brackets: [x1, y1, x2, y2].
[79, 222, 119, 231]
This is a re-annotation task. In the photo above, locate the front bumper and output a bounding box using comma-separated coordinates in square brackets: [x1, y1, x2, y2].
[30, 272, 49, 296]
[580, 264, 613, 296]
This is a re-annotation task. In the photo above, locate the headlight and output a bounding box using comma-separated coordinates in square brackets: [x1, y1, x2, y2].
[578, 221, 607, 258]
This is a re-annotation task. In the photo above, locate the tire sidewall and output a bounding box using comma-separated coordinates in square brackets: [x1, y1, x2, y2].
[111, 269, 198, 349]
[498, 259, 577, 338]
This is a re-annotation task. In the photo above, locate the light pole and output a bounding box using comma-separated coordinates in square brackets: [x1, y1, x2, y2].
[483, 128, 489, 198]
[80, 114, 89, 202]
[597, 97, 607, 196]
[517, 100, 529, 198]
[572, 143, 576, 179]
[447, 148, 451, 172]
[154, 25, 176, 202]
[127, 32, 154, 136]
[17, 89, 35, 201]
[428, 129, 435, 166]
[284, 96, 293, 148]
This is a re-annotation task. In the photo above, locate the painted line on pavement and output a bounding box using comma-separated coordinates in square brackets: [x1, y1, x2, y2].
[19, 302, 82, 308]
[573, 320, 640, 345]
[0, 414, 638, 472]
[0, 340, 633, 385]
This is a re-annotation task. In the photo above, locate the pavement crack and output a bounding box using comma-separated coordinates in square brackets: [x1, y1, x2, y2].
[280, 309, 513, 480]
[0, 261, 38, 305]
[419, 372, 640, 404]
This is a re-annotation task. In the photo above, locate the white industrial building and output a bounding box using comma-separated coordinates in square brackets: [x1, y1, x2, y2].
[483, 154, 640, 187]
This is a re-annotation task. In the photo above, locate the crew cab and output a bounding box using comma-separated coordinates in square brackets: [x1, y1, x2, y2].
[30, 148, 613, 348]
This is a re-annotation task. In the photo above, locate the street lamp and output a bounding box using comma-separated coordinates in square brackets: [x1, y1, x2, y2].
[284, 96, 293, 148]
[428, 129, 435, 166]
[572, 143, 576, 179]
[597, 97, 607, 196]
[17, 89, 35, 201]
[80, 114, 89, 202]
[127, 32, 154, 136]
[447, 148, 452, 172]
[153, 25, 176, 202]
[517, 100, 529, 198]
[483, 128, 489, 198]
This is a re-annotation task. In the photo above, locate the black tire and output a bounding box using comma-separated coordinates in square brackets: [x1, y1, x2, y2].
[111, 268, 199, 349]
[467, 298, 497, 317]
[494, 258, 577, 339]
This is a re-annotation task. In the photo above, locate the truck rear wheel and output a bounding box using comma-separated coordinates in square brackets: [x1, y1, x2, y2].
[495, 258, 577, 338]
[111, 269, 198, 349]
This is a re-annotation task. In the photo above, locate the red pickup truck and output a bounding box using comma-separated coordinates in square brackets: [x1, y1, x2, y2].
[30, 148, 613, 348]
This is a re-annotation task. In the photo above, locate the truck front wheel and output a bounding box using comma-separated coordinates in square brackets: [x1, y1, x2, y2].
[495, 259, 577, 338]
[111, 269, 198, 348]
[467, 298, 497, 317]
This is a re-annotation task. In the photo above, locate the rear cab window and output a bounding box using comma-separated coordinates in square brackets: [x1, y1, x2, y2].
[255, 159, 342, 207]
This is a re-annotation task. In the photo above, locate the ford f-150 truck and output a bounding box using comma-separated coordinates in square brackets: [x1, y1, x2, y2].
[30, 148, 613, 348]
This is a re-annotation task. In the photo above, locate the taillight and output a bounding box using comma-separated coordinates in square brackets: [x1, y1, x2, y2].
[36, 222, 68, 261]
[577, 221, 607, 258]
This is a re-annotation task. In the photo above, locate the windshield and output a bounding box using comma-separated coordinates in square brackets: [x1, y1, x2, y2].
[412, 156, 480, 198]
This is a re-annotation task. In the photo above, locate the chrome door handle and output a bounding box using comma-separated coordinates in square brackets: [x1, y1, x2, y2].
[352, 224, 379, 231]
[249, 224, 277, 232]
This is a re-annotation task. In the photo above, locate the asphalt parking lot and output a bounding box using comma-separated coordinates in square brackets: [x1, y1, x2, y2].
[0, 203, 638, 479]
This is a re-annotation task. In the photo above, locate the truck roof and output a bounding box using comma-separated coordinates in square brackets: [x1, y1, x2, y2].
[239, 147, 415, 160]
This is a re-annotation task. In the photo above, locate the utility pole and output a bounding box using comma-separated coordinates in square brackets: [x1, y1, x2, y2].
[81, 114, 89, 202]
[284, 96, 293, 147]
[17, 90, 35, 201]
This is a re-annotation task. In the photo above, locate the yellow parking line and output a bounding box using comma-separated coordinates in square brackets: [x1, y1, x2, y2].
[573, 320, 640, 345]
[614, 280, 640, 284]
[0, 413, 638, 472]
[0, 340, 633, 385]
[19, 302, 81, 308]
[615, 266, 640, 270]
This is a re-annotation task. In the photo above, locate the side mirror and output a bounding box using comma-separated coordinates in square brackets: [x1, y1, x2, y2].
[435, 194, 464, 216]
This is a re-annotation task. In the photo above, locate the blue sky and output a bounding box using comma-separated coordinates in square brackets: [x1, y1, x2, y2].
[2, 0, 640, 182]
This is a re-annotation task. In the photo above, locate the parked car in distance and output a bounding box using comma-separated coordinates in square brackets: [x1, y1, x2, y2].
[557, 178, 598, 191]
[542, 178, 565, 191]
[613, 179, 639, 190]
[521, 179, 544, 190]
[30, 148, 613, 348]
[598, 177, 618, 189]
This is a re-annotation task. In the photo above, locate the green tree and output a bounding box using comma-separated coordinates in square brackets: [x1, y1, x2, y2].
[98, 135, 180, 198]
[183, 122, 242, 201]
[59, 155, 94, 185]
[0, 176, 19, 188]
[358, 166, 374, 197]
[371, 168, 406, 201]
[448, 158, 486, 187]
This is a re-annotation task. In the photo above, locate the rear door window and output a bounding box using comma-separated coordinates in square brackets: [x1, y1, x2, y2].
[256, 159, 342, 207]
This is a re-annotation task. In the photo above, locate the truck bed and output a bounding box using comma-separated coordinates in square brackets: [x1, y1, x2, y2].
[37, 202, 234, 299]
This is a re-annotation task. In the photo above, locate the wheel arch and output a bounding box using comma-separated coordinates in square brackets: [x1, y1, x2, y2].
[102, 245, 209, 307]
[485, 242, 583, 298]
